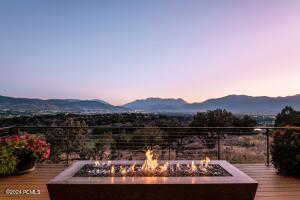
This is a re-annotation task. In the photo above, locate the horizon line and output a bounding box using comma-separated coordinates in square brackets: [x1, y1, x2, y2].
[1, 93, 300, 106]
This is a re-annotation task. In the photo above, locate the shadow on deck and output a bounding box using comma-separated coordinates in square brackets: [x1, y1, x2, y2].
[0, 164, 299, 200]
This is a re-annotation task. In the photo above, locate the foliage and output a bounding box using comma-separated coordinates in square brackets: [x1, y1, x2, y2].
[91, 127, 107, 135]
[1, 134, 50, 162]
[0, 134, 50, 175]
[233, 115, 258, 127]
[271, 129, 300, 177]
[65, 119, 88, 158]
[45, 118, 88, 161]
[45, 126, 67, 161]
[275, 106, 300, 127]
[190, 109, 232, 127]
[0, 145, 17, 176]
[190, 109, 257, 127]
[95, 132, 117, 160]
[189, 109, 257, 149]
[131, 128, 167, 148]
[0, 113, 193, 128]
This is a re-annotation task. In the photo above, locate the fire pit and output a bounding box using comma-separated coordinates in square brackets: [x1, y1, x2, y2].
[47, 151, 258, 200]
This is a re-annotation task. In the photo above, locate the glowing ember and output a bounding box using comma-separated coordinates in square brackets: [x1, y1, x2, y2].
[111, 165, 115, 174]
[176, 163, 181, 170]
[94, 161, 101, 167]
[120, 166, 127, 175]
[159, 162, 169, 173]
[191, 161, 197, 172]
[203, 157, 210, 167]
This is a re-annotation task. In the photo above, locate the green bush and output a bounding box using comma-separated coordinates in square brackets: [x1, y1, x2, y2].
[0, 134, 50, 176]
[0, 146, 17, 176]
[271, 129, 300, 177]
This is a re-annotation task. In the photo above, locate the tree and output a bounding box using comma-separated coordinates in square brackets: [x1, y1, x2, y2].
[95, 132, 117, 160]
[45, 118, 88, 162]
[233, 115, 258, 127]
[190, 109, 236, 127]
[189, 109, 235, 149]
[189, 109, 258, 149]
[275, 106, 300, 127]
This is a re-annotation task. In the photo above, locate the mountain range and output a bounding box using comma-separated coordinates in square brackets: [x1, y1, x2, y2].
[1, 94, 300, 114]
[0, 95, 126, 113]
[123, 95, 300, 114]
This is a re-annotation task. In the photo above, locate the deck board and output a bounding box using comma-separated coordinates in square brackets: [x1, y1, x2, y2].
[0, 164, 299, 200]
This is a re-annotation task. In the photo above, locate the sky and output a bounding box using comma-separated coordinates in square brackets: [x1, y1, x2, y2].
[1, 0, 300, 105]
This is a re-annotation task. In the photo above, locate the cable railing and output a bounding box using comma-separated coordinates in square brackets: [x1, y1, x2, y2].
[1, 126, 298, 167]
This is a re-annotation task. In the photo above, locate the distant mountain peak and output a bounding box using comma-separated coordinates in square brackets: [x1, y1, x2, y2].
[90, 99, 110, 105]
[123, 97, 188, 112]
[142, 97, 187, 103]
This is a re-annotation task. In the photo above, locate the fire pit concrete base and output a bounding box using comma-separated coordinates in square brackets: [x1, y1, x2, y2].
[47, 160, 257, 200]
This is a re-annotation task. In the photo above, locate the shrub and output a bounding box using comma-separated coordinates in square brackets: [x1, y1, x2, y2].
[95, 132, 117, 160]
[45, 119, 88, 161]
[0, 146, 17, 176]
[3, 134, 51, 162]
[0, 133, 50, 176]
[271, 129, 300, 177]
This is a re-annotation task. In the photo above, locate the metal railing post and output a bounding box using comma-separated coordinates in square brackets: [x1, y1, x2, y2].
[266, 129, 270, 167]
[66, 127, 70, 166]
[217, 131, 221, 160]
[168, 137, 171, 160]
[16, 127, 20, 135]
[118, 127, 121, 160]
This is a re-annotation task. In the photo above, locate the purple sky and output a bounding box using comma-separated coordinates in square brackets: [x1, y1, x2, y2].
[1, 0, 300, 105]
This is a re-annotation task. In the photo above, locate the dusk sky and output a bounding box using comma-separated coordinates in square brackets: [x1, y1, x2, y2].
[1, 0, 300, 105]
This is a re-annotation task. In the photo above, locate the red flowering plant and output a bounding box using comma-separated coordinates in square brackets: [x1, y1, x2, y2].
[0, 133, 50, 175]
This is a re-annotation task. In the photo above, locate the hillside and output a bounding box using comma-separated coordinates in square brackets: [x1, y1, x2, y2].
[124, 95, 300, 114]
[2, 94, 300, 114]
[0, 95, 126, 113]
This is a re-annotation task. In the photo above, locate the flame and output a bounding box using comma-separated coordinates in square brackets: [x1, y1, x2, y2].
[203, 157, 210, 167]
[176, 162, 181, 170]
[199, 157, 211, 171]
[141, 150, 159, 172]
[95, 161, 101, 167]
[200, 160, 203, 167]
[131, 163, 136, 172]
[191, 161, 197, 172]
[120, 166, 127, 175]
[111, 165, 115, 174]
[160, 162, 169, 173]
[102, 150, 211, 176]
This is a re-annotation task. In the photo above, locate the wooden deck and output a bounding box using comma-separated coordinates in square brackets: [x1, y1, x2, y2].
[0, 164, 299, 200]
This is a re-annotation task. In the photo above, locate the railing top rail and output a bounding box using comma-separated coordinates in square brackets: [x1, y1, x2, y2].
[0, 126, 16, 131]
[1, 126, 300, 129]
